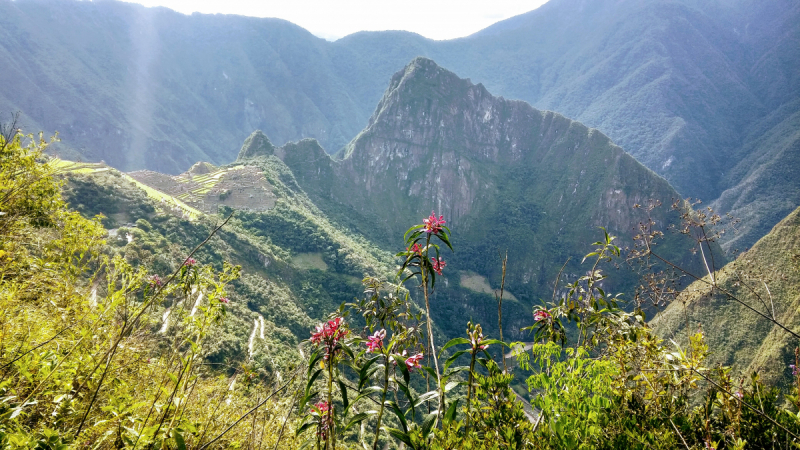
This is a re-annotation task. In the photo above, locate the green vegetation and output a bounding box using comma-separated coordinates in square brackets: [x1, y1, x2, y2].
[652, 205, 800, 386]
[2, 0, 797, 251]
[5, 114, 800, 449]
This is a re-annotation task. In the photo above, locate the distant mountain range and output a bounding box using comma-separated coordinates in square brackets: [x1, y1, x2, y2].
[1, 0, 798, 250]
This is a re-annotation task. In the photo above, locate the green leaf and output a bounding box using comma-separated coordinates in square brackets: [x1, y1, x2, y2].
[444, 381, 461, 392]
[413, 391, 438, 409]
[295, 420, 316, 436]
[338, 380, 349, 412]
[444, 399, 459, 424]
[305, 369, 323, 398]
[172, 429, 186, 450]
[443, 349, 470, 371]
[386, 401, 408, 433]
[343, 413, 370, 432]
[358, 357, 380, 389]
[421, 412, 437, 437]
[441, 337, 470, 352]
[384, 427, 414, 448]
[352, 386, 383, 405]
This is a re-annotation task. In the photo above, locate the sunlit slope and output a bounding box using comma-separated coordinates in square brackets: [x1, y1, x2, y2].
[651, 206, 800, 385]
[57, 157, 395, 372]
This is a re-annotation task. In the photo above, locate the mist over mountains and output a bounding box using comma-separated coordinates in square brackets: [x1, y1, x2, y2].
[0, 0, 797, 248]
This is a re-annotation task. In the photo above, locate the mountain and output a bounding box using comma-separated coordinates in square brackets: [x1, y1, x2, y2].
[650, 205, 800, 385]
[272, 57, 706, 339]
[2, 0, 798, 252]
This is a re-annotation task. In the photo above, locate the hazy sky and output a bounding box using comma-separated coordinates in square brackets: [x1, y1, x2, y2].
[123, 0, 549, 41]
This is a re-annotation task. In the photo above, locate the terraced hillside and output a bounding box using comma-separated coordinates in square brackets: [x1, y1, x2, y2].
[129, 163, 277, 213]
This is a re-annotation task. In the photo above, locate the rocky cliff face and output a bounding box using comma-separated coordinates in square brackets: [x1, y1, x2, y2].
[274, 58, 703, 337]
[336, 58, 675, 235]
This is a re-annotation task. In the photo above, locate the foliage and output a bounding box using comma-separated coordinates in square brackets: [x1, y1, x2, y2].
[0, 128, 303, 448]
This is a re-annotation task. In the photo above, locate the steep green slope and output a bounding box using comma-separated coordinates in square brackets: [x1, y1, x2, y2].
[58, 158, 395, 373]
[711, 101, 800, 252]
[275, 58, 705, 340]
[650, 206, 800, 385]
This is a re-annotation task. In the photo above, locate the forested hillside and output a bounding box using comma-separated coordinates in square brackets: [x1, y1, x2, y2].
[1, 0, 797, 250]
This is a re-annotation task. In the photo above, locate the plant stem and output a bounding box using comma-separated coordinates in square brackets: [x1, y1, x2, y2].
[372, 355, 391, 450]
[422, 234, 442, 421]
[465, 348, 477, 434]
[497, 251, 507, 373]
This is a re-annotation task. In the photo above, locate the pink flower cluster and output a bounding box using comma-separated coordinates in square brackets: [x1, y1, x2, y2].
[405, 352, 424, 371]
[183, 258, 196, 267]
[366, 329, 386, 353]
[311, 401, 332, 440]
[431, 257, 446, 275]
[218, 297, 230, 304]
[392, 350, 424, 372]
[423, 211, 446, 235]
[533, 310, 551, 322]
[407, 243, 422, 255]
[310, 317, 349, 360]
[312, 401, 330, 413]
[148, 275, 163, 287]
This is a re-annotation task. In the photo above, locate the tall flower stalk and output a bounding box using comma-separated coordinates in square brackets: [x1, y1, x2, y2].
[398, 211, 453, 419]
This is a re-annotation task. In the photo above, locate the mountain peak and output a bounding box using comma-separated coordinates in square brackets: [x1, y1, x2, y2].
[237, 130, 275, 161]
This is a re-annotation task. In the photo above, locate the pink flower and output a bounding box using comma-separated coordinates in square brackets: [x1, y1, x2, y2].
[366, 329, 386, 353]
[313, 401, 330, 413]
[791, 364, 798, 376]
[218, 297, 230, 304]
[310, 317, 349, 360]
[423, 211, 446, 235]
[405, 352, 424, 372]
[533, 310, 551, 322]
[734, 391, 743, 399]
[407, 243, 422, 255]
[431, 257, 446, 275]
[148, 275, 163, 287]
[183, 258, 196, 267]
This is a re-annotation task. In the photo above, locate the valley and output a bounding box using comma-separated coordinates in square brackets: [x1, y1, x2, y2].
[0, 0, 799, 448]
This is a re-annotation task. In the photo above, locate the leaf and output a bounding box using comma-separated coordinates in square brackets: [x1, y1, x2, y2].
[441, 337, 470, 352]
[443, 349, 470, 371]
[172, 429, 186, 450]
[444, 381, 461, 393]
[358, 357, 380, 389]
[480, 339, 508, 347]
[343, 413, 370, 431]
[384, 427, 414, 448]
[352, 386, 384, 405]
[392, 354, 411, 385]
[386, 401, 408, 433]
[421, 412, 437, 437]
[413, 391, 438, 409]
[444, 399, 459, 424]
[338, 380, 349, 412]
[305, 369, 323, 398]
[295, 420, 316, 436]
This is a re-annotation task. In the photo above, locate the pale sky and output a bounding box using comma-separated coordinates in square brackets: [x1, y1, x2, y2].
[123, 0, 550, 41]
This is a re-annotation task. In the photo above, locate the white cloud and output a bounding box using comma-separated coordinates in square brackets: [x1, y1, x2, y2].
[123, 0, 549, 40]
